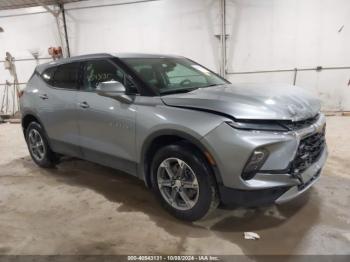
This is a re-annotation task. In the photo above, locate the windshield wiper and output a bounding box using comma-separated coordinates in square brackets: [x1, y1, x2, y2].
[160, 87, 199, 95]
[203, 84, 222, 88]
[160, 83, 223, 95]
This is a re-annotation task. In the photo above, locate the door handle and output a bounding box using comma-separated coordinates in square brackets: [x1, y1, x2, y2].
[79, 101, 90, 109]
[39, 94, 48, 100]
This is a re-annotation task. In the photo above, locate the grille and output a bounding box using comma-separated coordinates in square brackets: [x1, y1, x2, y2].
[290, 127, 326, 175]
[281, 114, 320, 131]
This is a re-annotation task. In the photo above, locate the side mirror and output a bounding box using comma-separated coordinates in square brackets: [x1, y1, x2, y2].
[96, 81, 133, 104]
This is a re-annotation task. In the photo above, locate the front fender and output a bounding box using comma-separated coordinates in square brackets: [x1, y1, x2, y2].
[134, 103, 229, 186]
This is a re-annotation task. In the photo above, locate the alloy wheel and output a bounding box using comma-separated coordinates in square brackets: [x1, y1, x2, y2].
[157, 158, 200, 211]
[28, 129, 46, 161]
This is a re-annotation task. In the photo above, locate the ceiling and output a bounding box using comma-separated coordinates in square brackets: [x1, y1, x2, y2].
[0, 0, 87, 10]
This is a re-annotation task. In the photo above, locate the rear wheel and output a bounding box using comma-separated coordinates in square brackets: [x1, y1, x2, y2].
[151, 143, 219, 221]
[25, 122, 57, 168]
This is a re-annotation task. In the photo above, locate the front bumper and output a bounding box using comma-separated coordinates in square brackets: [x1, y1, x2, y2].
[218, 146, 327, 206]
[275, 145, 327, 204]
[201, 113, 328, 206]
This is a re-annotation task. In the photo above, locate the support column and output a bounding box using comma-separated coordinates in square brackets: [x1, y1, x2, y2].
[59, 3, 71, 57]
[220, 0, 227, 78]
[36, 1, 70, 58]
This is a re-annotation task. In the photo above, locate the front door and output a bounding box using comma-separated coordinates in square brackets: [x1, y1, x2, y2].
[76, 59, 137, 175]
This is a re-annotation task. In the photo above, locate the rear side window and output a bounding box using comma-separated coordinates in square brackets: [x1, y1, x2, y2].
[41, 67, 56, 84]
[51, 63, 80, 89]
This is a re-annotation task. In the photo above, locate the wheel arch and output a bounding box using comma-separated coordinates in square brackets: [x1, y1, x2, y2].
[140, 129, 223, 189]
[22, 113, 43, 132]
[21, 113, 51, 147]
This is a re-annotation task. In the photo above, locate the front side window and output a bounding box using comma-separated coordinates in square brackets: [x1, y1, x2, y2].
[122, 57, 228, 95]
[81, 59, 137, 93]
[51, 63, 79, 89]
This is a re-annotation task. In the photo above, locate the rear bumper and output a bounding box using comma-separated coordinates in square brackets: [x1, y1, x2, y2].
[218, 146, 327, 206]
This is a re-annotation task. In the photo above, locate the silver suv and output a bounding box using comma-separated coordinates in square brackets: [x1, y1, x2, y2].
[20, 53, 327, 221]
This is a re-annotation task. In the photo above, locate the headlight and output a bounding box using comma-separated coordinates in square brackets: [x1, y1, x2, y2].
[227, 120, 288, 131]
[242, 148, 269, 180]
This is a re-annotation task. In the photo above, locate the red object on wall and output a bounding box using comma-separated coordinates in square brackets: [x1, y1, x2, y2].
[48, 47, 63, 60]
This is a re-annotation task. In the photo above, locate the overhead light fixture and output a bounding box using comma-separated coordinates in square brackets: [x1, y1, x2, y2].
[0, 27, 4, 33]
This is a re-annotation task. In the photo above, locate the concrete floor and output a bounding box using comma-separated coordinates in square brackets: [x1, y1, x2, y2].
[0, 116, 349, 256]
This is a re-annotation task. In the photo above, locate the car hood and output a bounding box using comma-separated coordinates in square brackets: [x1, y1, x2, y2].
[161, 84, 321, 121]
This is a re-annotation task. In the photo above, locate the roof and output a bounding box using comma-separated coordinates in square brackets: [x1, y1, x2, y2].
[113, 53, 183, 59]
[36, 52, 184, 73]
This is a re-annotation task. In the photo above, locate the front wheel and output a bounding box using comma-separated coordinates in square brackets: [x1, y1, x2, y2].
[151, 143, 219, 221]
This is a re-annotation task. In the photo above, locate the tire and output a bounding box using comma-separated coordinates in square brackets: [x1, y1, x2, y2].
[25, 122, 57, 168]
[151, 142, 219, 221]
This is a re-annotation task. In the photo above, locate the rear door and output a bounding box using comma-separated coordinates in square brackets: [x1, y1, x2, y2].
[76, 59, 137, 175]
[39, 62, 81, 157]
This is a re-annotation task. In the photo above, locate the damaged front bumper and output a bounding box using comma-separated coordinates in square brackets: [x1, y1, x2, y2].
[217, 146, 327, 207]
[202, 113, 328, 207]
[275, 146, 328, 204]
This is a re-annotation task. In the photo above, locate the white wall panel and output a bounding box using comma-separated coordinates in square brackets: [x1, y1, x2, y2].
[228, 72, 295, 86]
[0, 0, 349, 112]
[226, 0, 350, 110]
[65, 0, 221, 72]
[0, 7, 58, 114]
[295, 69, 350, 111]
[0, 7, 59, 83]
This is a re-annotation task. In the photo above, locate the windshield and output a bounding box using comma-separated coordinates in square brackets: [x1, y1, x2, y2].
[122, 57, 228, 94]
